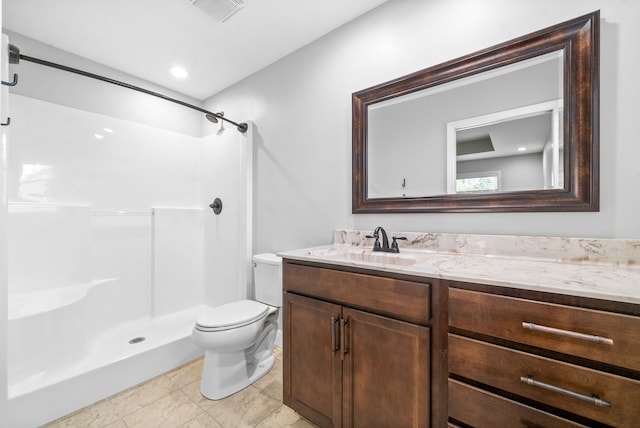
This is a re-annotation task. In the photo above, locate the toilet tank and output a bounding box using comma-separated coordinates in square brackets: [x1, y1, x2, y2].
[253, 253, 282, 307]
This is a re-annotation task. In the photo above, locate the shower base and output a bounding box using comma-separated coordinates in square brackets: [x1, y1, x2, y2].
[6, 305, 204, 427]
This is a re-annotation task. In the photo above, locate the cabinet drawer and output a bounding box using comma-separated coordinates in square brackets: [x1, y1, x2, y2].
[449, 378, 586, 427]
[449, 334, 640, 427]
[283, 262, 430, 324]
[449, 287, 640, 371]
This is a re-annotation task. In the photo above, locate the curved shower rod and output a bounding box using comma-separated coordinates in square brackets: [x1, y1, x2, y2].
[8, 44, 248, 133]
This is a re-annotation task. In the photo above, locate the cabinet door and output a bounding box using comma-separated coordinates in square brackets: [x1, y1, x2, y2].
[342, 307, 430, 428]
[283, 293, 342, 427]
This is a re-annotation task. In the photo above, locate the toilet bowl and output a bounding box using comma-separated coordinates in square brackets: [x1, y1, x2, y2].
[191, 253, 282, 400]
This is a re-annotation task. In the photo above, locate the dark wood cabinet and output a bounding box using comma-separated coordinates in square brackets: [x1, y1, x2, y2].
[283, 261, 435, 428]
[448, 379, 587, 428]
[449, 287, 640, 371]
[282, 258, 640, 427]
[342, 306, 430, 427]
[284, 293, 342, 426]
[448, 282, 640, 427]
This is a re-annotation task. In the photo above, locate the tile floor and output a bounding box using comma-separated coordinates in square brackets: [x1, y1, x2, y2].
[43, 347, 316, 428]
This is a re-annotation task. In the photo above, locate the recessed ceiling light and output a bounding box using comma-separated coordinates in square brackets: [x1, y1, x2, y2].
[517, 147, 527, 152]
[170, 66, 190, 79]
[94, 134, 104, 140]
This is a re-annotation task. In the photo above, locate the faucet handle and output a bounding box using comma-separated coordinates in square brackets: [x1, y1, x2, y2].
[391, 236, 407, 253]
[365, 233, 381, 249]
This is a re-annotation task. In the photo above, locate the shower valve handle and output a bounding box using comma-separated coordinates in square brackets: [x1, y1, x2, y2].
[209, 198, 223, 215]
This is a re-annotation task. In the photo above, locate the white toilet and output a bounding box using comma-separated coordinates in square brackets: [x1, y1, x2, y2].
[191, 253, 282, 400]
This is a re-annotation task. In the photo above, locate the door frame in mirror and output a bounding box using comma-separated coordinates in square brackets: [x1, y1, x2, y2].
[446, 99, 564, 194]
[352, 11, 599, 213]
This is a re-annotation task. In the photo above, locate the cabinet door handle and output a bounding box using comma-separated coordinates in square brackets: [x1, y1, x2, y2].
[522, 322, 614, 345]
[341, 318, 349, 355]
[331, 316, 340, 353]
[520, 375, 612, 408]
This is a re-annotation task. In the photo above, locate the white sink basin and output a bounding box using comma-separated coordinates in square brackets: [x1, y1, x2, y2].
[305, 247, 418, 266]
[347, 250, 417, 266]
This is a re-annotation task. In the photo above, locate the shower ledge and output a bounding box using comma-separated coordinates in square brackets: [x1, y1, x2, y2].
[8, 278, 119, 320]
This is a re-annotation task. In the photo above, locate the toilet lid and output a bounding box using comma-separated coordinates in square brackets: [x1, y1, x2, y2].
[195, 300, 270, 331]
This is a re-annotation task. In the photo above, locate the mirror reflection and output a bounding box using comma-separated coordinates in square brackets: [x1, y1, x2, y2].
[447, 99, 563, 194]
[367, 51, 563, 199]
[353, 11, 598, 213]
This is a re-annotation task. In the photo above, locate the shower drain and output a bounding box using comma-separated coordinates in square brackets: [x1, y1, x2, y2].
[128, 337, 146, 344]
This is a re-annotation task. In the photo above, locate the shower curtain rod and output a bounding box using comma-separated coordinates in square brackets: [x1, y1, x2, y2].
[9, 45, 248, 133]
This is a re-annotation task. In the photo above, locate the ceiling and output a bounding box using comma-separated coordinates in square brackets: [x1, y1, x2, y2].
[3, 0, 388, 100]
[456, 112, 553, 162]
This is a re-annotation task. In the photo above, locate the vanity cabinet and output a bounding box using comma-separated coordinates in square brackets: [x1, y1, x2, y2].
[448, 282, 640, 427]
[282, 260, 439, 428]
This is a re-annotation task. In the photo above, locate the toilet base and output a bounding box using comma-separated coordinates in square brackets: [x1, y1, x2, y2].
[199, 314, 277, 400]
[200, 351, 275, 400]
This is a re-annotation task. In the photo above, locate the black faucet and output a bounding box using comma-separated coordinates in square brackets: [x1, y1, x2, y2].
[366, 227, 406, 253]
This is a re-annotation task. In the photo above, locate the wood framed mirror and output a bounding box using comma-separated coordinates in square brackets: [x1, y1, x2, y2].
[352, 11, 599, 213]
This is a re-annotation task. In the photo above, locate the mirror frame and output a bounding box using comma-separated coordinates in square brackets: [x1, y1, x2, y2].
[352, 11, 599, 213]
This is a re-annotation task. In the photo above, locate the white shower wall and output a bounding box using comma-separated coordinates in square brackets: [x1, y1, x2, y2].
[8, 94, 201, 209]
[1, 28, 11, 418]
[6, 91, 254, 316]
[200, 125, 254, 306]
[152, 207, 205, 317]
[3, 90, 253, 425]
[7, 94, 206, 318]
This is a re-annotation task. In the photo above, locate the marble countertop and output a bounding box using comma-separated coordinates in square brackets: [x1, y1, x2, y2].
[278, 230, 640, 305]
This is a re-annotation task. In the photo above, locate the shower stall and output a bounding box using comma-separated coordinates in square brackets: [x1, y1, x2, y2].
[1, 36, 254, 427]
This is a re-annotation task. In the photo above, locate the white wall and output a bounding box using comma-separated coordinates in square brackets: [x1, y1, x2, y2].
[1, 4, 9, 416]
[457, 153, 544, 192]
[204, 0, 640, 253]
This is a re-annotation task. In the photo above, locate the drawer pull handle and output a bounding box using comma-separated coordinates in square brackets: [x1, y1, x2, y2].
[520, 376, 612, 408]
[522, 322, 614, 345]
[331, 316, 340, 353]
[341, 319, 349, 355]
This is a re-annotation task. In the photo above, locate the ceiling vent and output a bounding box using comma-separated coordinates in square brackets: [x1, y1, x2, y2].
[186, 0, 245, 23]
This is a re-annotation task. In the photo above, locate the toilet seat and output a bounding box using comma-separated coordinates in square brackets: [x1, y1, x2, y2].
[195, 300, 270, 332]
